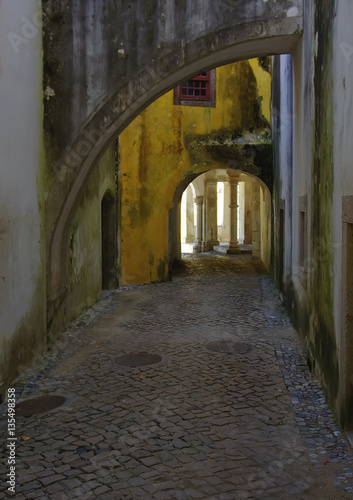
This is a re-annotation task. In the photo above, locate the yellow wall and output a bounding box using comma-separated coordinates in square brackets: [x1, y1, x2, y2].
[249, 58, 271, 123]
[120, 59, 271, 284]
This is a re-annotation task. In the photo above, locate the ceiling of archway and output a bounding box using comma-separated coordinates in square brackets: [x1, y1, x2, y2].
[186, 129, 273, 190]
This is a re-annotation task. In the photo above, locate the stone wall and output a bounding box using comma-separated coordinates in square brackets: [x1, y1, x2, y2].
[49, 144, 117, 334]
[0, 0, 46, 400]
[272, 0, 353, 429]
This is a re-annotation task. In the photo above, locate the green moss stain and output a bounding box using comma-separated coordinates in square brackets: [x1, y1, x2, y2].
[0, 31, 49, 399]
[258, 56, 271, 74]
[186, 130, 272, 190]
[222, 61, 267, 130]
[309, 0, 338, 404]
[157, 256, 169, 281]
[61, 144, 117, 329]
[68, 221, 78, 277]
[0, 276, 46, 401]
[127, 204, 139, 228]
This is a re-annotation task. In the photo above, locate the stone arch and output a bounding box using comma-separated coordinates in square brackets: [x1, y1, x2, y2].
[46, 3, 302, 329]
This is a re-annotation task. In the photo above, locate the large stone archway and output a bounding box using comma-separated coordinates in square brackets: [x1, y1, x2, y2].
[44, 0, 303, 329]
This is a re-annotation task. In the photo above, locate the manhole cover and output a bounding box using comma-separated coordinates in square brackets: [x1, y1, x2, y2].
[115, 352, 162, 367]
[206, 340, 251, 354]
[16, 395, 66, 417]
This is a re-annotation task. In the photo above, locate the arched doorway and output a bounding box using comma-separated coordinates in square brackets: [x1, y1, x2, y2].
[172, 169, 271, 269]
[101, 191, 117, 291]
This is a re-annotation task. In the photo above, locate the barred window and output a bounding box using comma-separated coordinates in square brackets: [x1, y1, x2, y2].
[174, 69, 216, 107]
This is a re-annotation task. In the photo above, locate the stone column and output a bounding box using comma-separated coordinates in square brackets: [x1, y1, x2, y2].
[185, 186, 195, 243]
[244, 177, 253, 244]
[227, 170, 241, 254]
[238, 181, 245, 244]
[252, 179, 261, 258]
[193, 196, 203, 253]
[203, 179, 219, 251]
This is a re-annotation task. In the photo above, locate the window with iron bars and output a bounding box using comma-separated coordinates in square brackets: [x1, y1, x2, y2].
[173, 69, 216, 107]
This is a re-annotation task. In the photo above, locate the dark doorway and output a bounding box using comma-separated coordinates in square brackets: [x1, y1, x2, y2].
[341, 222, 353, 430]
[101, 191, 117, 290]
[279, 201, 285, 293]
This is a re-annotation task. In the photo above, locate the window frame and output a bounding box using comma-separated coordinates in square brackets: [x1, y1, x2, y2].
[173, 69, 216, 107]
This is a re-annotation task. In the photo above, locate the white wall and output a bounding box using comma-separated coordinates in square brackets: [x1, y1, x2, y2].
[275, 54, 294, 287]
[0, 0, 46, 394]
[273, 0, 353, 426]
[260, 184, 271, 271]
[333, 0, 353, 339]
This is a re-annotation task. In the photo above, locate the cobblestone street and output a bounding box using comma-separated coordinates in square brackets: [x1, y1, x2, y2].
[1, 253, 353, 499]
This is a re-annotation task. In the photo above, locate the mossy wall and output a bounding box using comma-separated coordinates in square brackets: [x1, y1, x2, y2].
[271, 54, 293, 302]
[0, 1, 46, 399]
[307, 0, 337, 404]
[120, 59, 271, 285]
[54, 144, 117, 329]
[274, 0, 342, 419]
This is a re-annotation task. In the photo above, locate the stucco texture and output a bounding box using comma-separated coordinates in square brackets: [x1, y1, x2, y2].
[120, 59, 271, 284]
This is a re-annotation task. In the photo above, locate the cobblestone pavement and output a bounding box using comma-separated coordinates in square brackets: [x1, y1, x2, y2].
[1, 254, 353, 499]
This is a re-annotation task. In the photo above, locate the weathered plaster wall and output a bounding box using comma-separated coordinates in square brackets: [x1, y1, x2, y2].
[272, 54, 293, 302]
[50, 145, 117, 333]
[0, 0, 46, 398]
[333, 0, 353, 429]
[273, 0, 353, 427]
[286, 0, 339, 409]
[307, 0, 337, 405]
[120, 60, 272, 285]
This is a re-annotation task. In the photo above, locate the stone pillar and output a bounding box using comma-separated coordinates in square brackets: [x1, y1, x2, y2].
[193, 196, 203, 253]
[244, 177, 253, 244]
[227, 170, 241, 254]
[203, 179, 219, 251]
[238, 181, 245, 244]
[186, 186, 195, 243]
[221, 181, 231, 242]
[252, 179, 261, 258]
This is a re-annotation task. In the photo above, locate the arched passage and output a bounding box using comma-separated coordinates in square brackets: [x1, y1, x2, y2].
[170, 169, 272, 268]
[45, 2, 303, 330]
[5, 0, 353, 444]
[180, 170, 251, 254]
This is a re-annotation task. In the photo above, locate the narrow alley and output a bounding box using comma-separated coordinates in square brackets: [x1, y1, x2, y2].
[1, 254, 352, 500]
